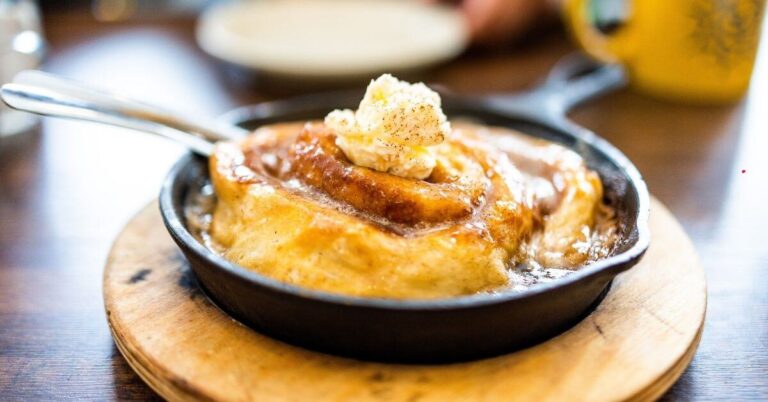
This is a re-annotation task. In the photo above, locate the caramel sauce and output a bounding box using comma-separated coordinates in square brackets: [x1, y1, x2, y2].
[186, 121, 619, 295]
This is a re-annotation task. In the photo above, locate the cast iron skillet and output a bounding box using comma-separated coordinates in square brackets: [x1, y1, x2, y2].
[159, 54, 650, 363]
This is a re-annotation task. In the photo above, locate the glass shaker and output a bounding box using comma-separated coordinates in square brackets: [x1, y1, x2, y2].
[0, 0, 45, 137]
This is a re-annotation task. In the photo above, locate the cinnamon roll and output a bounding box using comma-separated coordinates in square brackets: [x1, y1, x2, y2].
[189, 75, 618, 299]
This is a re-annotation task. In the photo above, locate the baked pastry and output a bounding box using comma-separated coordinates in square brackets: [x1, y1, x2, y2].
[195, 75, 617, 299]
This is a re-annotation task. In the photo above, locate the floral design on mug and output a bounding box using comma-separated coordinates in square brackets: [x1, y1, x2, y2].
[689, 0, 764, 69]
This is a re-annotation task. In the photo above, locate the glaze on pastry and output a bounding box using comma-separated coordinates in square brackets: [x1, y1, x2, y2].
[192, 75, 617, 299]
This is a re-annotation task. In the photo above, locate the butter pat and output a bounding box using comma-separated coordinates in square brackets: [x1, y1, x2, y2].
[324, 74, 450, 179]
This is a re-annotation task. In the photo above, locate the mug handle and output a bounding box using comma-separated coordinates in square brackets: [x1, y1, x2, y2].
[563, 0, 634, 63]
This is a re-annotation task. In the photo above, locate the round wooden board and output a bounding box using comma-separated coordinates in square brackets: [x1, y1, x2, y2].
[104, 198, 706, 402]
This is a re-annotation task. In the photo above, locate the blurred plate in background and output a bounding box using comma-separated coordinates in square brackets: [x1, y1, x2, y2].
[196, 0, 468, 83]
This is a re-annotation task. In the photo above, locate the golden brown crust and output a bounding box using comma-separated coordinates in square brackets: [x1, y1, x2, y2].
[204, 121, 617, 299]
[289, 125, 484, 225]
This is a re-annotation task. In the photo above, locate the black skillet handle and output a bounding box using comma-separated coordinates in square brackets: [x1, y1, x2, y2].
[482, 52, 627, 126]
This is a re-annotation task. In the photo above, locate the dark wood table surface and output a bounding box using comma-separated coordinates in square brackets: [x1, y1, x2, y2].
[1, 12, 766, 401]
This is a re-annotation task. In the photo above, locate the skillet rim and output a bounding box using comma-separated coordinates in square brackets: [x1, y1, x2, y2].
[159, 97, 650, 311]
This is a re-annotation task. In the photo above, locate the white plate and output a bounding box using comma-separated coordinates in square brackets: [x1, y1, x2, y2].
[196, 0, 468, 80]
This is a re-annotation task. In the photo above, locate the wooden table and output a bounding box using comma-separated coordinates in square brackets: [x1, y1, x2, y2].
[1, 12, 766, 401]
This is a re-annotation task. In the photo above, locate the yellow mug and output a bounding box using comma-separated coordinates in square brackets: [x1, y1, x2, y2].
[564, 0, 766, 103]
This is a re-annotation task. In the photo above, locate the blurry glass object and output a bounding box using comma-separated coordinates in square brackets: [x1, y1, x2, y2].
[564, 0, 766, 104]
[0, 0, 44, 136]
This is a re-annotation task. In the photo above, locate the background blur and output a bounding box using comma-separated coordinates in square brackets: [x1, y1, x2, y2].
[1, 0, 766, 400]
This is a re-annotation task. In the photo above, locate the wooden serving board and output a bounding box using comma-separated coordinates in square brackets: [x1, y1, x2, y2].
[104, 198, 706, 402]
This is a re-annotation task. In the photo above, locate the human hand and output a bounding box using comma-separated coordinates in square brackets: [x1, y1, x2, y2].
[430, 0, 557, 45]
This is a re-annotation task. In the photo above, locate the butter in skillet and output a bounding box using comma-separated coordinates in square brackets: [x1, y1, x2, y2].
[324, 74, 450, 179]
